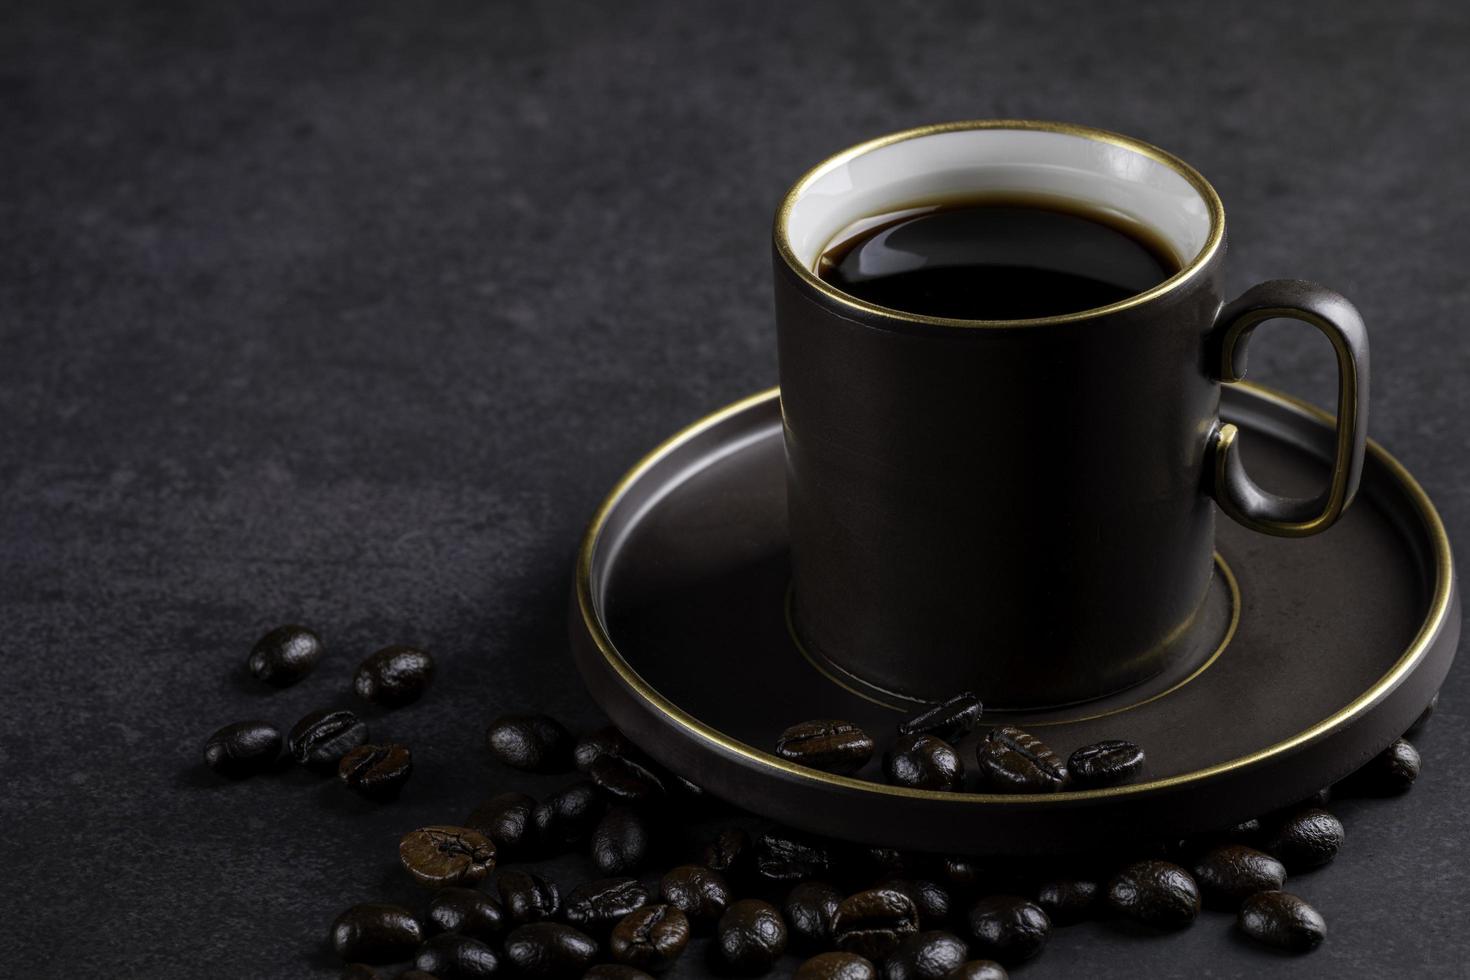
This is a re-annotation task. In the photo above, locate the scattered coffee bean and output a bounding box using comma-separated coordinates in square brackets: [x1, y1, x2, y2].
[585, 966, 654, 980]
[795, 951, 878, 980]
[426, 887, 504, 941]
[399, 826, 496, 888]
[1405, 692, 1437, 737]
[588, 754, 667, 802]
[947, 962, 1008, 980]
[1237, 891, 1326, 953]
[702, 828, 756, 883]
[502, 922, 599, 978]
[882, 930, 969, 980]
[832, 887, 920, 960]
[497, 868, 561, 924]
[882, 879, 950, 928]
[353, 644, 434, 708]
[884, 734, 964, 791]
[609, 903, 691, 971]
[532, 781, 605, 850]
[337, 743, 412, 801]
[785, 880, 844, 950]
[330, 903, 424, 964]
[936, 857, 983, 893]
[339, 964, 382, 980]
[1105, 861, 1199, 930]
[1337, 738, 1420, 797]
[202, 720, 281, 778]
[248, 624, 323, 687]
[464, 791, 537, 858]
[574, 725, 635, 772]
[897, 692, 984, 742]
[965, 896, 1049, 964]
[485, 714, 573, 772]
[289, 708, 369, 772]
[975, 727, 1067, 793]
[1034, 879, 1098, 925]
[660, 864, 732, 933]
[413, 932, 499, 978]
[1065, 740, 1145, 788]
[776, 720, 876, 775]
[714, 899, 788, 975]
[1191, 845, 1286, 909]
[591, 805, 652, 876]
[1264, 808, 1344, 872]
[757, 832, 834, 882]
[564, 877, 650, 934]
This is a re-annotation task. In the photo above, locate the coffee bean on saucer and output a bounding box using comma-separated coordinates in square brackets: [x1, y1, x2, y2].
[1337, 738, 1421, 797]
[564, 877, 650, 934]
[533, 781, 605, 850]
[1264, 808, 1344, 872]
[591, 805, 652, 876]
[248, 624, 323, 687]
[574, 725, 636, 772]
[465, 791, 537, 857]
[337, 743, 412, 801]
[897, 693, 984, 742]
[330, 903, 424, 964]
[975, 727, 1067, 793]
[1066, 740, 1145, 788]
[502, 922, 599, 978]
[202, 720, 281, 778]
[426, 887, 504, 941]
[1406, 693, 1438, 738]
[776, 720, 877, 775]
[660, 864, 732, 932]
[757, 832, 835, 882]
[588, 754, 667, 802]
[1034, 878, 1099, 925]
[884, 734, 964, 791]
[832, 887, 919, 960]
[1191, 844, 1286, 909]
[338, 965, 382, 980]
[1238, 891, 1327, 953]
[965, 896, 1049, 964]
[353, 645, 434, 708]
[795, 951, 877, 980]
[882, 879, 951, 928]
[947, 962, 1008, 980]
[609, 903, 691, 971]
[289, 708, 369, 772]
[881, 930, 968, 980]
[399, 826, 496, 888]
[586, 966, 654, 980]
[486, 714, 573, 772]
[497, 868, 561, 924]
[413, 932, 499, 978]
[1104, 860, 1199, 930]
[784, 880, 843, 950]
[713, 899, 788, 975]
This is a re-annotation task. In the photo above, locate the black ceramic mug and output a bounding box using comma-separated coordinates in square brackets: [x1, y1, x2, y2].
[773, 120, 1368, 710]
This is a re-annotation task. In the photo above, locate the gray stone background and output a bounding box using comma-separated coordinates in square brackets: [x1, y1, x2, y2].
[2, 0, 1466, 976]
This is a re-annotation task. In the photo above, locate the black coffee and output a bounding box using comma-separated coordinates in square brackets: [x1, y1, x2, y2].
[816, 195, 1180, 319]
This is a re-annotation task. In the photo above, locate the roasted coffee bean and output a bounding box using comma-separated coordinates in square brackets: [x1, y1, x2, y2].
[502, 922, 598, 978]
[936, 857, 983, 893]
[776, 720, 876, 775]
[883, 880, 950, 928]
[1406, 692, 1438, 737]
[609, 903, 691, 971]
[965, 896, 1049, 964]
[897, 693, 984, 742]
[497, 869, 561, 924]
[882, 930, 969, 980]
[1337, 738, 1421, 797]
[757, 832, 834, 882]
[1105, 861, 1199, 930]
[574, 725, 635, 772]
[1034, 879, 1098, 925]
[399, 826, 496, 888]
[337, 743, 412, 801]
[289, 708, 369, 772]
[591, 806, 652, 876]
[702, 828, 755, 883]
[1264, 808, 1344, 872]
[248, 624, 323, 687]
[1238, 891, 1326, 952]
[532, 781, 605, 850]
[884, 734, 964, 791]
[564, 877, 650, 934]
[1191, 845, 1286, 909]
[338, 965, 382, 980]
[413, 932, 499, 978]
[784, 880, 843, 950]
[947, 962, 1008, 980]
[588, 754, 667, 802]
[353, 644, 434, 708]
[485, 714, 573, 772]
[464, 791, 537, 857]
[714, 899, 788, 975]
[330, 903, 424, 964]
[203, 720, 281, 778]
[427, 887, 504, 941]
[857, 847, 912, 882]
[1065, 740, 1145, 788]
[585, 966, 654, 980]
[795, 951, 878, 980]
[660, 864, 731, 933]
[832, 887, 919, 960]
[975, 727, 1066, 793]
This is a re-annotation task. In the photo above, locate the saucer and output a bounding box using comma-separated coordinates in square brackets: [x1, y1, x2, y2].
[569, 384, 1458, 853]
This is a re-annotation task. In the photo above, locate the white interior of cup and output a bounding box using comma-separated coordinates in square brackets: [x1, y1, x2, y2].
[782, 127, 1215, 273]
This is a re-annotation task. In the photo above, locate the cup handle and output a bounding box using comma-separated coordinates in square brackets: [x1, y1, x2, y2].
[1207, 279, 1370, 537]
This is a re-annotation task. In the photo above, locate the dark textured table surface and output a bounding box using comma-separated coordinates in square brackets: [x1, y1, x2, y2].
[3, 1, 1468, 976]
